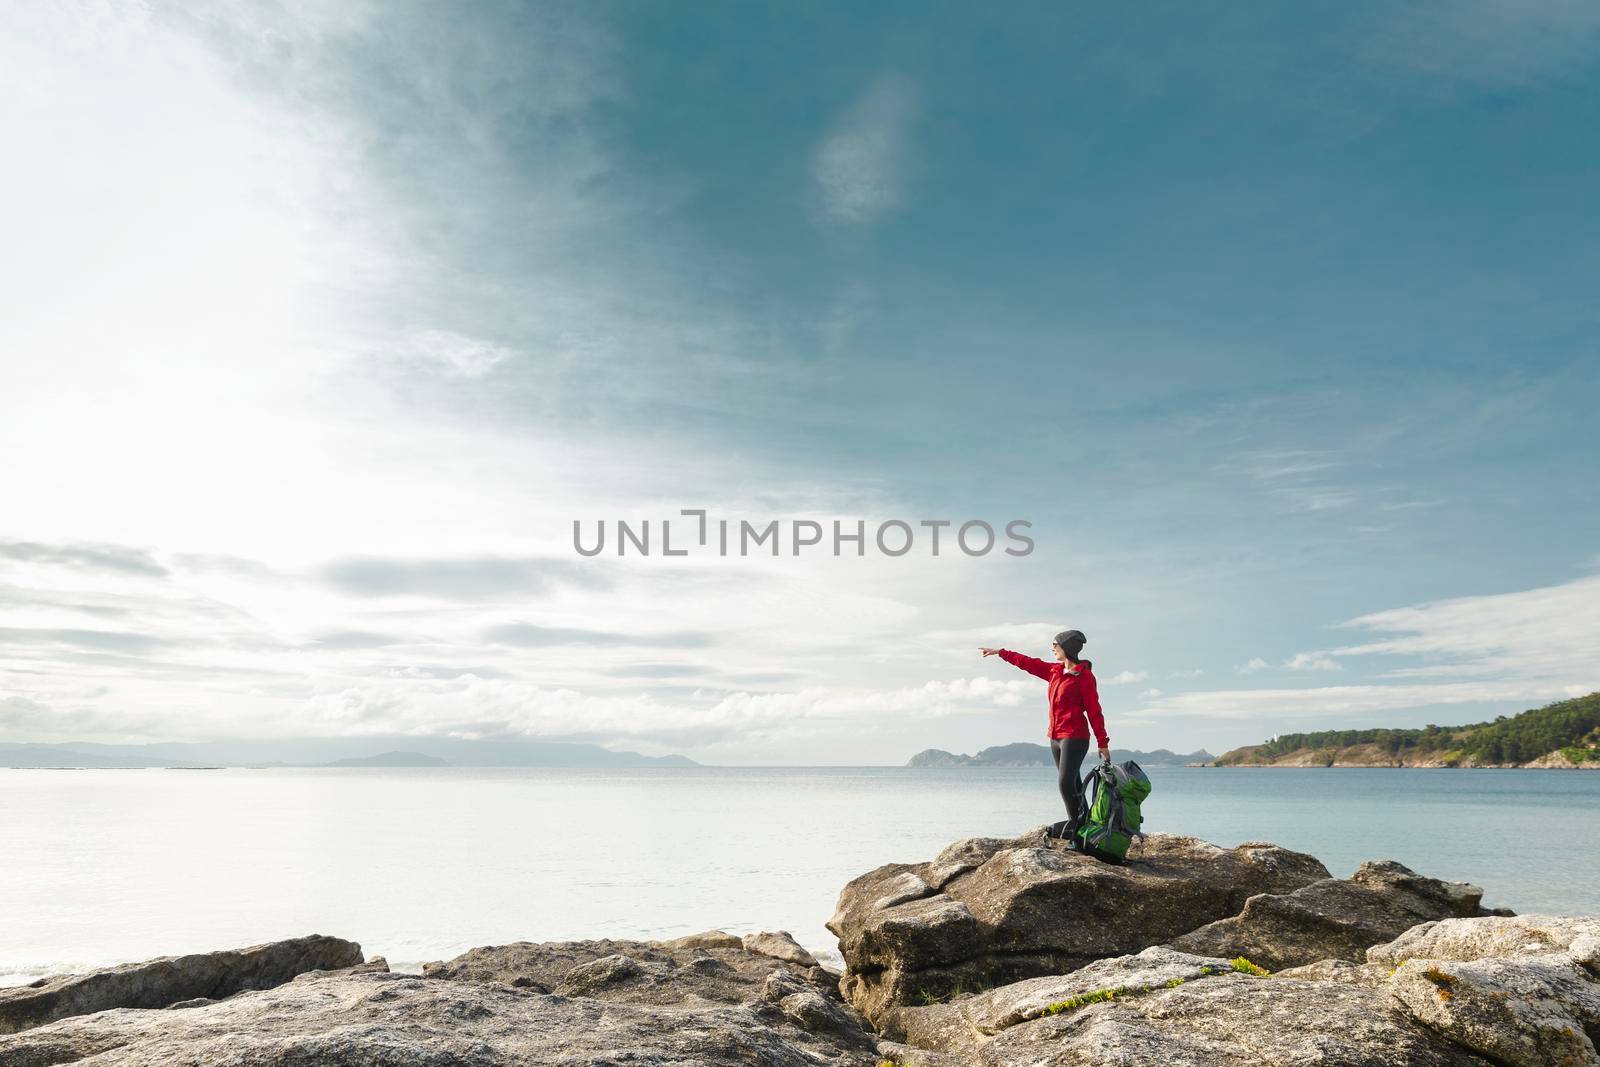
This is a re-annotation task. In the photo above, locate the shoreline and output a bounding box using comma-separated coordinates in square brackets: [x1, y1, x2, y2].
[5, 829, 1597, 1066]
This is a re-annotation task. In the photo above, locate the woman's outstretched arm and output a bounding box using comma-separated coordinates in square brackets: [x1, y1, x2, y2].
[980, 647, 1053, 681]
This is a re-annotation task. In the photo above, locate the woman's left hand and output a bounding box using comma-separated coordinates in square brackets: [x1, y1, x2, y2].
[1098, 746, 1111, 761]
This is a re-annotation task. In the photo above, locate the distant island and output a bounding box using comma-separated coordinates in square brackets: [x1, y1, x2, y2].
[0, 737, 699, 770]
[1215, 691, 1600, 768]
[906, 742, 1216, 768]
[322, 751, 449, 768]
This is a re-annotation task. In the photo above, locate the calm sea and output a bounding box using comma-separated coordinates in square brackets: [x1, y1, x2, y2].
[3, 766, 1598, 985]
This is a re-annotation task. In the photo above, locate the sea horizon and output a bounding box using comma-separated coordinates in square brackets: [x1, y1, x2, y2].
[6, 765, 1598, 987]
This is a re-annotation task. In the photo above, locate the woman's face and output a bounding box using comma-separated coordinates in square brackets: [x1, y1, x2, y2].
[1053, 638, 1083, 662]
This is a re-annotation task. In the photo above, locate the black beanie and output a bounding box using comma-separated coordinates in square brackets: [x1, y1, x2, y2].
[1055, 629, 1086, 648]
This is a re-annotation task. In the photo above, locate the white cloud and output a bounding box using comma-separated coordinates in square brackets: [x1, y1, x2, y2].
[1170, 668, 1205, 679]
[395, 330, 516, 379]
[1333, 571, 1600, 679]
[1283, 651, 1342, 672]
[1145, 571, 1600, 725]
[4, 6, 1595, 767]
[1222, 448, 1360, 514]
[301, 674, 1034, 746]
[1138, 688, 1163, 699]
[0, 533, 1019, 753]
[1234, 449, 1343, 483]
[1274, 487, 1359, 513]
[1368, 0, 1600, 88]
[0, 1, 816, 570]
[1138, 680, 1591, 721]
[813, 73, 916, 224]
[1240, 653, 1343, 674]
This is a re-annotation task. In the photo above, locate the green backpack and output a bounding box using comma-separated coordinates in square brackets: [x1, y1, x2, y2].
[1075, 760, 1151, 864]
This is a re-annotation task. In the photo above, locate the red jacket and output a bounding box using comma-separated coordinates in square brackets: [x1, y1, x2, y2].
[998, 650, 1109, 745]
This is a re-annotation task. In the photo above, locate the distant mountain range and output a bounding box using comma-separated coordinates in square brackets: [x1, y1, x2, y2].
[322, 751, 450, 768]
[0, 737, 698, 769]
[906, 742, 1215, 768]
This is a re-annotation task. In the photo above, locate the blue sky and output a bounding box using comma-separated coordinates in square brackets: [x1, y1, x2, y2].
[1, 1, 1597, 763]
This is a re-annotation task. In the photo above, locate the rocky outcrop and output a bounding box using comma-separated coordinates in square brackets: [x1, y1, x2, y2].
[859, 945, 1490, 1066]
[0, 934, 364, 1035]
[964, 963, 1488, 1066]
[1368, 912, 1600, 967]
[0, 930, 878, 1066]
[879, 945, 1239, 1050]
[0, 969, 880, 1067]
[1371, 915, 1600, 1067]
[4, 843, 1593, 1067]
[841, 913, 1600, 1067]
[1525, 750, 1600, 768]
[828, 828, 1331, 1023]
[419, 931, 841, 1008]
[744, 930, 822, 968]
[1170, 859, 1496, 970]
[1273, 956, 1388, 985]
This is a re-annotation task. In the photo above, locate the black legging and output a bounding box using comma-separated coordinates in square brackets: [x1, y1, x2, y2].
[1051, 737, 1090, 824]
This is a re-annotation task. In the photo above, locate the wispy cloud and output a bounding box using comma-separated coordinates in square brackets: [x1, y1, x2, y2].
[605, 663, 706, 679]
[1236, 449, 1344, 483]
[813, 73, 917, 224]
[321, 557, 604, 600]
[0, 628, 174, 654]
[1224, 448, 1361, 514]
[0, 692, 169, 738]
[1367, 0, 1600, 88]
[307, 631, 408, 651]
[301, 674, 1033, 748]
[1272, 487, 1359, 514]
[1333, 571, 1600, 680]
[1236, 651, 1347, 674]
[1138, 679, 1590, 721]
[390, 330, 517, 379]
[4, 4, 1598, 765]
[1146, 572, 1600, 726]
[0, 540, 167, 577]
[1284, 651, 1342, 672]
[483, 624, 712, 650]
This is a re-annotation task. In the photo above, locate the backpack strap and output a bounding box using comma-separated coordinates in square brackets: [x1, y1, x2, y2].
[1081, 763, 1120, 850]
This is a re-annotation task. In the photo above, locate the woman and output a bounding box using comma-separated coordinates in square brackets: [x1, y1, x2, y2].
[980, 630, 1110, 837]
